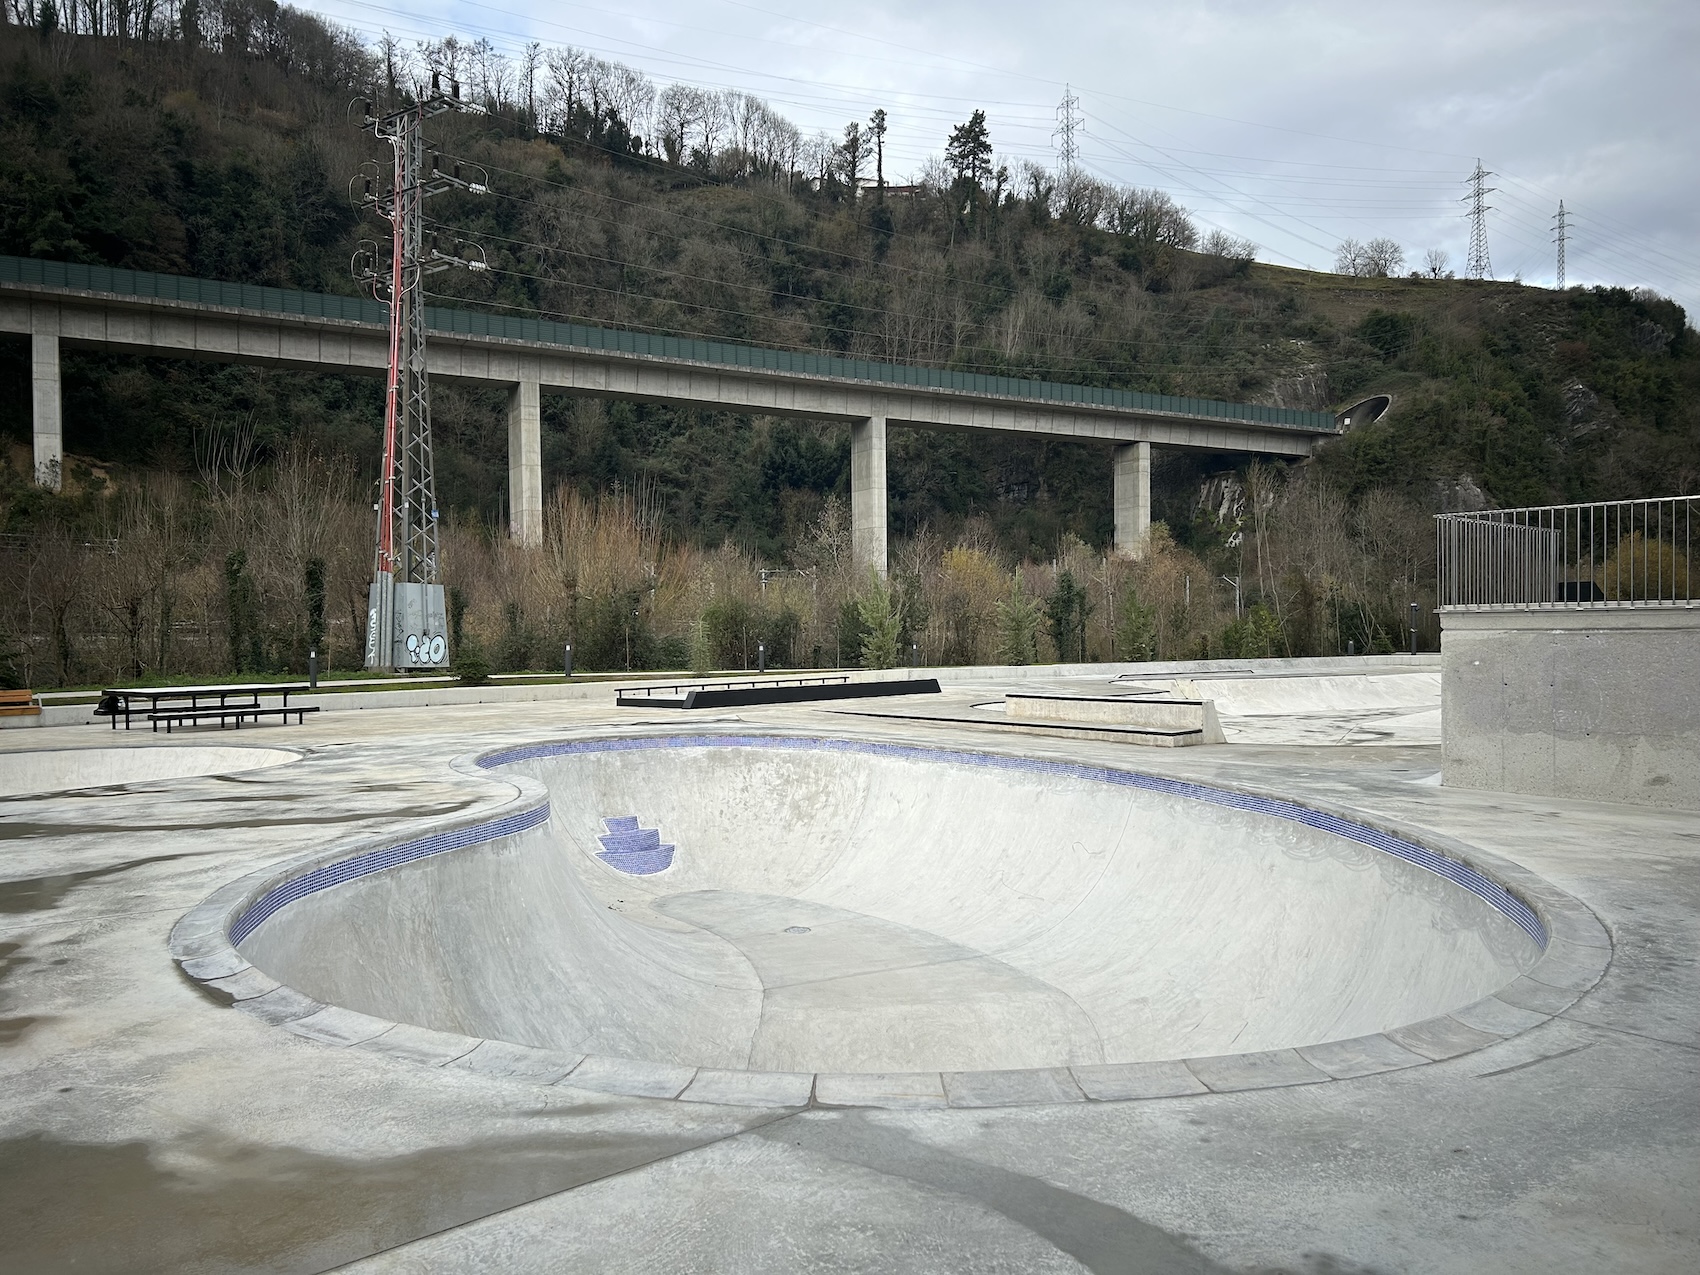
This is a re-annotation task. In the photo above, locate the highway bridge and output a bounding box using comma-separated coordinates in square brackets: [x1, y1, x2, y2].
[1, 255, 1339, 570]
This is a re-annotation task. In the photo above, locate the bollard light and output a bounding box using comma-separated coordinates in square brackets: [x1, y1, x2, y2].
[563, 643, 573, 678]
[758, 641, 766, 674]
[910, 642, 918, 668]
[1347, 639, 1355, 658]
[309, 649, 319, 689]
[1409, 602, 1419, 656]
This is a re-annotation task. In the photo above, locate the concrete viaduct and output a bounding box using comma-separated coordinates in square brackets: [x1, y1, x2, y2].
[1, 255, 1339, 572]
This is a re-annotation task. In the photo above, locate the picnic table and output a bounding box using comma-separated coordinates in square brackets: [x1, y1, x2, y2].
[98, 683, 318, 733]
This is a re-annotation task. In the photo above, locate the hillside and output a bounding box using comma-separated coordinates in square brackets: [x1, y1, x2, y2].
[0, 16, 1695, 686]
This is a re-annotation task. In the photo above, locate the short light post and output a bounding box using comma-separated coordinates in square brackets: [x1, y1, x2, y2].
[1220, 575, 1242, 620]
[910, 642, 918, 668]
[308, 649, 319, 689]
[757, 641, 766, 674]
[563, 643, 573, 678]
[1409, 602, 1419, 656]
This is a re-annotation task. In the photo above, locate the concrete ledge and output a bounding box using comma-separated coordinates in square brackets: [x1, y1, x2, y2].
[1006, 692, 1226, 743]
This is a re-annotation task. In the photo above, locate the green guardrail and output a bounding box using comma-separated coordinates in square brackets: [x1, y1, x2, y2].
[2, 254, 1339, 431]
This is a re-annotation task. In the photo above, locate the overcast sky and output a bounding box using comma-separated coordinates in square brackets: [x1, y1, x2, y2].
[308, 0, 1699, 321]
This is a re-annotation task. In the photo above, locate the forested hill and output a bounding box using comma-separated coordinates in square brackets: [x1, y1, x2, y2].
[2, 13, 1695, 560]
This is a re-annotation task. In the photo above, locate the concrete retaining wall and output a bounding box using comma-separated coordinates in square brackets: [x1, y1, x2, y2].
[1441, 608, 1700, 810]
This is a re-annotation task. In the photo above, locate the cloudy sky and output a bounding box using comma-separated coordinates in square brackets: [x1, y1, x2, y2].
[308, 0, 1699, 319]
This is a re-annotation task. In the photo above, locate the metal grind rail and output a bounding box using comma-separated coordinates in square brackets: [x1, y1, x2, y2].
[1437, 496, 1696, 610]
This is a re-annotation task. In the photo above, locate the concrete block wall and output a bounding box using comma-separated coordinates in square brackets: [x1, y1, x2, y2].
[1441, 608, 1700, 810]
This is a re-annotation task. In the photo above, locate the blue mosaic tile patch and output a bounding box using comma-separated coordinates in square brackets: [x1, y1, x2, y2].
[229, 803, 551, 946]
[596, 817, 676, 875]
[481, 735, 1548, 948]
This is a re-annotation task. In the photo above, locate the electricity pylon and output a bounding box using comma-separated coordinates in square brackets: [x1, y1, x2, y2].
[351, 72, 488, 671]
[1053, 85, 1082, 175]
[1552, 200, 1568, 290]
[1462, 159, 1494, 280]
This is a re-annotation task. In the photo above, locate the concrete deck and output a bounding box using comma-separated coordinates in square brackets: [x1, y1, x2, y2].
[1, 663, 1694, 1272]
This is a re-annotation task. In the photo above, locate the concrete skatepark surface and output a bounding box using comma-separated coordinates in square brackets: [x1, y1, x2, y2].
[0, 744, 298, 796]
[1, 661, 1695, 1273]
[237, 736, 1538, 1077]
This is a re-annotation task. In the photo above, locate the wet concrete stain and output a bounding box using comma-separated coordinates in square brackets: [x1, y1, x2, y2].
[0, 1122, 762, 1275]
[0, 939, 43, 1045]
[0, 799, 477, 841]
[0, 854, 193, 913]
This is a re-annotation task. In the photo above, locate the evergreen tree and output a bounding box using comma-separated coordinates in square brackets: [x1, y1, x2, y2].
[995, 580, 1041, 665]
[1046, 570, 1090, 663]
[945, 110, 993, 189]
[857, 570, 903, 670]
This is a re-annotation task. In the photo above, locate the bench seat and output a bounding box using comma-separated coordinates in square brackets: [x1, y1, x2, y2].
[0, 689, 41, 717]
[147, 705, 320, 733]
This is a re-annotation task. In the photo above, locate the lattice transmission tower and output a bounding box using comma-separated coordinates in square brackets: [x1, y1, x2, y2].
[1053, 85, 1082, 174]
[351, 72, 489, 671]
[1462, 158, 1495, 280]
[1553, 200, 1569, 289]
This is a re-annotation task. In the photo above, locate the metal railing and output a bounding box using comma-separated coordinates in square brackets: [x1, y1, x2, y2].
[1437, 496, 1695, 609]
[0, 254, 1337, 431]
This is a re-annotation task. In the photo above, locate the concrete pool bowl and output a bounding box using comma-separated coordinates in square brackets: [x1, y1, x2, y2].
[173, 733, 1610, 1109]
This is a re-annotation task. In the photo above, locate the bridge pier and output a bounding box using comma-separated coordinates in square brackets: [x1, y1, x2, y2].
[31, 319, 61, 492]
[506, 379, 543, 547]
[851, 415, 888, 577]
[1113, 440, 1151, 559]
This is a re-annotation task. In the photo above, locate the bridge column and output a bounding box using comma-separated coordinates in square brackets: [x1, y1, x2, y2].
[31, 312, 62, 492]
[851, 415, 888, 577]
[506, 379, 543, 547]
[1113, 440, 1151, 559]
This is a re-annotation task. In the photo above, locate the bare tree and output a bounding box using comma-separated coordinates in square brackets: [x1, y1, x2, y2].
[1336, 237, 1406, 277]
[1109, 187, 1197, 248]
[1423, 247, 1454, 279]
[869, 108, 887, 190]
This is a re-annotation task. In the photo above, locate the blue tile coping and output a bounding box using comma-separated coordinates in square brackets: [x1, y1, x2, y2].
[596, 816, 676, 875]
[478, 734, 1548, 947]
[173, 730, 1612, 1110]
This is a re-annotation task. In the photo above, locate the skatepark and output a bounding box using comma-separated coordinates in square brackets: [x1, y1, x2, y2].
[1, 657, 1692, 1272]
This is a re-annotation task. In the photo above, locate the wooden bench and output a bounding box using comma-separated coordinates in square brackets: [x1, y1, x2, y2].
[146, 704, 320, 734]
[0, 689, 42, 717]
